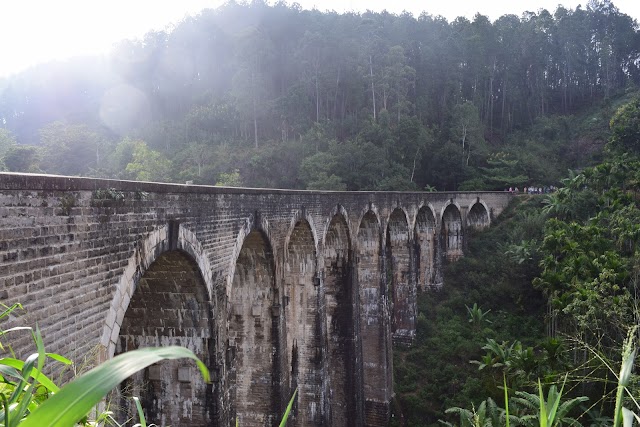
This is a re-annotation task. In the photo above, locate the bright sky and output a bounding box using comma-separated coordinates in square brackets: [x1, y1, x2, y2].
[1, 0, 639, 78]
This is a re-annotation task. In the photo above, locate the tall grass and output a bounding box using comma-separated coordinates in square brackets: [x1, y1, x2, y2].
[613, 327, 639, 427]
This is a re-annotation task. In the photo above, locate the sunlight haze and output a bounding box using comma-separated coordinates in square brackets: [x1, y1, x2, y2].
[1, 0, 639, 77]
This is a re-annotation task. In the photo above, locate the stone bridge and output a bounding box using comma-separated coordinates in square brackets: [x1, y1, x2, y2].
[0, 173, 512, 427]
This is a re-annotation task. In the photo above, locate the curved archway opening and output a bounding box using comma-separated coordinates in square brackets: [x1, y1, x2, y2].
[442, 204, 463, 261]
[116, 250, 214, 427]
[324, 213, 355, 423]
[357, 211, 389, 424]
[386, 209, 414, 345]
[415, 206, 438, 290]
[467, 202, 490, 229]
[284, 219, 321, 425]
[228, 231, 278, 426]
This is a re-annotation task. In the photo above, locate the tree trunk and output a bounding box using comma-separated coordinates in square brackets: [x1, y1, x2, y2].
[410, 147, 420, 183]
[315, 69, 320, 123]
[253, 96, 258, 149]
[369, 55, 377, 121]
[333, 67, 340, 120]
[501, 79, 507, 133]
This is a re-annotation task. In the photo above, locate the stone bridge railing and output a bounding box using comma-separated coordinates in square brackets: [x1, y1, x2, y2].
[0, 173, 512, 427]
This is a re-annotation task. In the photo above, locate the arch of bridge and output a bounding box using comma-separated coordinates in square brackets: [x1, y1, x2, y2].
[100, 224, 212, 360]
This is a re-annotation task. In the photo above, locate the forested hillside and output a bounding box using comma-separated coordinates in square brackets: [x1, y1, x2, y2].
[395, 98, 640, 426]
[1, 0, 639, 190]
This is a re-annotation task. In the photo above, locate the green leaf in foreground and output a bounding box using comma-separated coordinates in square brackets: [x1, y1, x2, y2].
[279, 388, 297, 427]
[0, 358, 59, 393]
[133, 396, 148, 427]
[503, 374, 510, 427]
[21, 346, 209, 427]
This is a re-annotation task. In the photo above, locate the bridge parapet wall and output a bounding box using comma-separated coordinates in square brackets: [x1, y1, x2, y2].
[0, 173, 512, 426]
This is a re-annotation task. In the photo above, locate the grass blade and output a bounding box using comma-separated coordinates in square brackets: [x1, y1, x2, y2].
[21, 346, 209, 427]
[0, 304, 23, 321]
[503, 374, 510, 427]
[279, 388, 298, 427]
[0, 358, 59, 393]
[0, 327, 32, 338]
[538, 379, 547, 427]
[45, 353, 72, 366]
[614, 326, 637, 427]
[133, 397, 146, 427]
[546, 376, 566, 426]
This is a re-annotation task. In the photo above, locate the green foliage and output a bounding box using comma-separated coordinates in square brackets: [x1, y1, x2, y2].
[613, 327, 639, 427]
[466, 303, 492, 329]
[0, 129, 16, 171]
[123, 141, 172, 182]
[393, 198, 548, 425]
[92, 188, 125, 202]
[20, 347, 209, 427]
[440, 397, 506, 427]
[450, 101, 484, 167]
[59, 194, 77, 216]
[132, 397, 154, 427]
[398, 98, 640, 426]
[216, 170, 242, 187]
[478, 152, 529, 190]
[0, 303, 209, 427]
[608, 97, 640, 155]
[509, 376, 588, 427]
[3, 146, 39, 173]
[299, 151, 346, 190]
[39, 122, 103, 176]
[426, 142, 470, 191]
[534, 154, 640, 341]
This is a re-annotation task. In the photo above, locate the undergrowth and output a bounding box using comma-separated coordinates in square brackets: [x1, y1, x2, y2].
[392, 196, 549, 426]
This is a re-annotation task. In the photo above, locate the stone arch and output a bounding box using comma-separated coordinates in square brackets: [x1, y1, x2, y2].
[284, 218, 322, 426]
[226, 213, 273, 301]
[415, 204, 438, 290]
[385, 208, 415, 345]
[116, 249, 214, 426]
[323, 207, 356, 424]
[441, 202, 463, 261]
[357, 210, 390, 424]
[100, 224, 213, 360]
[467, 200, 490, 229]
[284, 209, 320, 263]
[228, 229, 279, 426]
[354, 203, 381, 246]
[321, 204, 352, 274]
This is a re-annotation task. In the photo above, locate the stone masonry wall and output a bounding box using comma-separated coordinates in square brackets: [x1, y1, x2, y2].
[0, 172, 512, 426]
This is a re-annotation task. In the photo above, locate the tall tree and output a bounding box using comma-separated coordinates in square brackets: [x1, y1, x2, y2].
[451, 101, 483, 166]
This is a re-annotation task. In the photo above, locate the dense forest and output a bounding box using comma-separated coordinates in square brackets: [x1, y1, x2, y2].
[393, 98, 640, 426]
[0, 0, 639, 191]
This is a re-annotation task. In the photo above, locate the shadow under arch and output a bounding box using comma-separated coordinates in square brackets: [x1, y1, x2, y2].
[323, 205, 356, 425]
[101, 225, 214, 360]
[113, 225, 215, 426]
[467, 199, 491, 229]
[414, 204, 438, 290]
[441, 202, 463, 261]
[284, 208, 320, 264]
[227, 226, 280, 426]
[385, 207, 415, 345]
[356, 209, 392, 424]
[283, 215, 322, 426]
